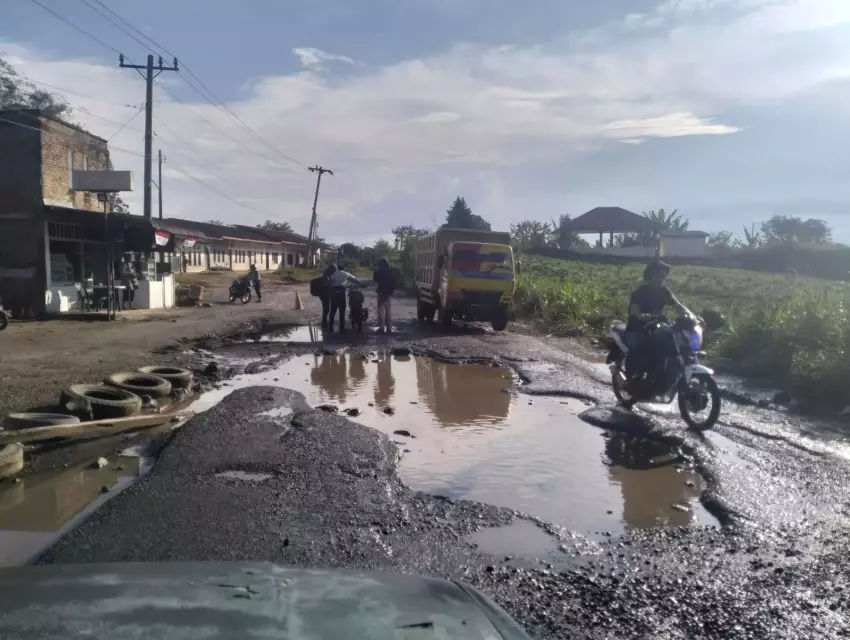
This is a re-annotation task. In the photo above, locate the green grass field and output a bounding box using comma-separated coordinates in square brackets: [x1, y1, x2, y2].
[518, 255, 850, 409]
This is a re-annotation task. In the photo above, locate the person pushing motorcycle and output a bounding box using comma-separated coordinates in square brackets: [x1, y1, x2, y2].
[625, 259, 695, 386]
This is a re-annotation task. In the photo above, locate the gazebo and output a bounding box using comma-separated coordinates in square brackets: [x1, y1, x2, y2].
[561, 207, 658, 249]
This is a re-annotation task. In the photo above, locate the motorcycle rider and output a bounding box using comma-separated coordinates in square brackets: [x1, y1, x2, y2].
[327, 265, 363, 332]
[625, 259, 694, 386]
[247, 264, 262, 303]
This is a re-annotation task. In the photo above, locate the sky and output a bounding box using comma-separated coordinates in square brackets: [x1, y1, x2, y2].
[3, 0, 850, 245]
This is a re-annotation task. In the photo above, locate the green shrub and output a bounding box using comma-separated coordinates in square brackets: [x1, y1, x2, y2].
[514, 274, 611, 335]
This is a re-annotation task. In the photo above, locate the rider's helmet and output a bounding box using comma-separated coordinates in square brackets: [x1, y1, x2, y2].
[643, 258, 670, 283]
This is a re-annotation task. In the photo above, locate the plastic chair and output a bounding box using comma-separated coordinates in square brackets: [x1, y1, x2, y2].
[76, 283, 93, 311]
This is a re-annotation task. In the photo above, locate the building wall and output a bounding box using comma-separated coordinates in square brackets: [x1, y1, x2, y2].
[0, 112, 49, 316]
[659, 236, 708, 258]
[40, 117, 109, 212]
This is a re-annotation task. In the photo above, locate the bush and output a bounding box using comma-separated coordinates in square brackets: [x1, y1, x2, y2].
[719, 287, 850, 407]
[514, 274, 611, 335]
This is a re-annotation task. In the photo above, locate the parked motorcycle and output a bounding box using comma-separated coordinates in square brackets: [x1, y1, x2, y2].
[228, 278, 252, 304]
[0, 297, 9, 331]
[606, 314, 721, 430]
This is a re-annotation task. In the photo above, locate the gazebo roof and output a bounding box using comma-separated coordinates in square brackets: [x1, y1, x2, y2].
[565, 207, 658, 234]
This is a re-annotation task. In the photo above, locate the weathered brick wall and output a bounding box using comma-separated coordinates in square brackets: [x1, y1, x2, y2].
[40, 116, 109, 212]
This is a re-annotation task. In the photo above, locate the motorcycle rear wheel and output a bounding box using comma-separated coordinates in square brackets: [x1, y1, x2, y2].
[678, 373, 721, 431]
[241, 290, 252, 304]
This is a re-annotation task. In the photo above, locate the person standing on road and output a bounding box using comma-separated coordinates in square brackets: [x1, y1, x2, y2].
[327, 266, 362, 332]
[120, 256, 139, 310]
[319, 263, 338, 328]
[248, 264, 262, 303]
[373, 257, 396, 334]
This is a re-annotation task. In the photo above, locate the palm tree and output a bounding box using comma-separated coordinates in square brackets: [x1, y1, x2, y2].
[643, 208, 689, 232]
[740, 223, 762, 248]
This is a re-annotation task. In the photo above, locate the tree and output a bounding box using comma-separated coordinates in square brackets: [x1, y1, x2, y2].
[206, 219, 225, 226]
[643, 208, 689, 232]
[0, 57, 70, 119]
[510, 220, 552, 250]
[760, 215, 831, 245]
[373, 239, 393, 255]
[392, 225, 429, 251]
[707, 231, 735, 253]
[257, 220, 293, 233]
[740, 223, 762, 249]
[552, 214, 590, 249]
[442, 197, 491, 230]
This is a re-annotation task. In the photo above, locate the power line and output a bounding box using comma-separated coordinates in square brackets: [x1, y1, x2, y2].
[154, 80, 300, 171]
[14, 84, 144, 132]
[78, 0, 157, 54]
[14, 75, 139, 109]
[168, 164, 275, 217]
[86, 0, 306, 168]
[26, 0, 124, 55]
[107, 108, 144, 140]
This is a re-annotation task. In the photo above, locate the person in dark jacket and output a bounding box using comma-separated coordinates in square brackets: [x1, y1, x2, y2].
[319, 263, 338, 328]
[247, 264, 262, 302]
[372, 257, 396, 334]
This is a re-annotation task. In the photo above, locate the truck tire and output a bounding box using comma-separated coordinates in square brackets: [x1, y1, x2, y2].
[105, 373, 172, 399]
[416, 298, 427, 322]
[438, 304, 453, 331]
[60, 384, 142, 419]
[3, 413, 80, 430]
[0, 443, 24, 480]
[137, 366, 193, 389]
[491, 308, 509, 332]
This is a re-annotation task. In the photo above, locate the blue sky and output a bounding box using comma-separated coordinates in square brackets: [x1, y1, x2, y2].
[4, 0, 850, 244]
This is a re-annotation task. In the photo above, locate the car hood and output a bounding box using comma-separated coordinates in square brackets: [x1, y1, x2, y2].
[0, 562, 530, 639]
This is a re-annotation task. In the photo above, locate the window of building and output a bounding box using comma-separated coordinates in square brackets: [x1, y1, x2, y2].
[82, 156, 88, 171]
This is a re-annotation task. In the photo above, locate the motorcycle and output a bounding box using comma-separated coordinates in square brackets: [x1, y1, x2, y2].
[228, 278, 252, 304]
[606, 314, 721, 430]
[0, 297, 8, 331]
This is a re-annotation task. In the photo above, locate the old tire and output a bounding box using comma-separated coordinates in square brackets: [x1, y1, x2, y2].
[137, 366, 193, 389]
[3, 413, 80, 431]
[105, 372, 172, 399]
[0, 443, 24, 480]
[60, 384, 142, 419]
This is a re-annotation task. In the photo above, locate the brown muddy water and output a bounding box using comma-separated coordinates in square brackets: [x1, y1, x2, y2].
[191, 353, 712, 535]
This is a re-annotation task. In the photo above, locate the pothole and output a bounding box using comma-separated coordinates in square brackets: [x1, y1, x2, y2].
[189, 352, 717, 542]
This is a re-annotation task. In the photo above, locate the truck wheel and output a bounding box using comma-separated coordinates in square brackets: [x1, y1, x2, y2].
[438, 305, 453, 331]
[491, 308, 509, 331]
[416, 299, 427, 322]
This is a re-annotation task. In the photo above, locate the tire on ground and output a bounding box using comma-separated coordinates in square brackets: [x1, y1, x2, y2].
[104, 373, 172, 399]
[0, 443, 24, 480]
[137, 366, 193, 389]
[60, 384, 142, 419]
[3, 413, 81, 430]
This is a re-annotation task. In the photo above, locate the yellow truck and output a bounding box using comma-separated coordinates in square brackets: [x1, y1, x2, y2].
[415, 228, 517, 331]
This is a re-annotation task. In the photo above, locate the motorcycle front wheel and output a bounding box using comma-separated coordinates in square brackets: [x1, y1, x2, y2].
[611, 368, 632, 405]
[678, 373, 721, 431]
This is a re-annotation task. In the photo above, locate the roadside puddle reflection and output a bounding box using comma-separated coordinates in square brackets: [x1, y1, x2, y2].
[0, 456, 140, 566]
[192, 353, 714, 536]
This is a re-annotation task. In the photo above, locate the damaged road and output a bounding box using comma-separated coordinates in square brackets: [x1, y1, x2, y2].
[34, 296, 850, 638]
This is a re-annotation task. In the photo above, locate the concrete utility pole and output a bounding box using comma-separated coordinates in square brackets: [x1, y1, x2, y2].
[307, 165, 333, 267]
[157, 149, 166, 220]
[119, 54, 178, 219]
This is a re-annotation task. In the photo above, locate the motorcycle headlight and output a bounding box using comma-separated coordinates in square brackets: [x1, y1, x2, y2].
[689, 326, 704, 351]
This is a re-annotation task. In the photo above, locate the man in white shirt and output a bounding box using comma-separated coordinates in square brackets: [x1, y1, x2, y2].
[327, 266, 362, 332]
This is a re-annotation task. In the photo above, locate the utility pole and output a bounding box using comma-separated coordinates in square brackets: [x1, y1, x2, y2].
[157, 149, 166, 219]
[307, 166, 333, 267]
[119, 54, 178, 219]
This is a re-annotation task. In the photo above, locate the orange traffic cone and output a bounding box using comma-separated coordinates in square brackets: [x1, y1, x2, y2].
[294, 290, 303, 311]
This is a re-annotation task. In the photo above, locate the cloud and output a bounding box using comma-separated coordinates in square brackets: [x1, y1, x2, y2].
[292, 47, 355, 71]
[3, 0, 849, 242]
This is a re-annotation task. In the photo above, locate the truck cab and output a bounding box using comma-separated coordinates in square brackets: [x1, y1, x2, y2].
[416, 229, 517, 331]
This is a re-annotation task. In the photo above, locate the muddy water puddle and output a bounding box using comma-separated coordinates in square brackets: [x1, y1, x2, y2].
[0, 455, 143, 566]
[192, 353, 713, 535]
[255, 324, 320, 343]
